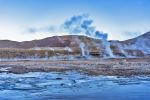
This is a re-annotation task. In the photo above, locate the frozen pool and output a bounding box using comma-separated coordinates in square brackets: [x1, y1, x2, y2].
[0, 71, 150, 100]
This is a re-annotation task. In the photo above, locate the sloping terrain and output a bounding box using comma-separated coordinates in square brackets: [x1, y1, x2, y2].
[0, 35, 104, 59]
[0, 35, 102, 49]
[0, 32, 150, 59]
[110, 31, 150, 57]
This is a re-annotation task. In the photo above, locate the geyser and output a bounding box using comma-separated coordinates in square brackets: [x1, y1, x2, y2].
[80, 42, 86, 57]
[62, 14, 114, 58]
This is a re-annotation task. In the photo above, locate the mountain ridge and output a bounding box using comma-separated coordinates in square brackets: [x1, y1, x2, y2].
[0, 32, 149, 58]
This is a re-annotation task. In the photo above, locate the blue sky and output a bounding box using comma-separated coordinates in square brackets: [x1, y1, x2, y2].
[0, 0, 150, 41]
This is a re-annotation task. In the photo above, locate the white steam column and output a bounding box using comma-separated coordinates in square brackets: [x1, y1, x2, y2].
[80, 42, 86, 57]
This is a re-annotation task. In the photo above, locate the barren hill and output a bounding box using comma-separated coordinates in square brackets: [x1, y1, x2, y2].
[0, 32, 150, 59]
[110, 31, 150, 57]
[0, 35, 102, 49]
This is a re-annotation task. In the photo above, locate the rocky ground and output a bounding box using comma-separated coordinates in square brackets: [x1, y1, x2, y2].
[0, 58, 150, 76]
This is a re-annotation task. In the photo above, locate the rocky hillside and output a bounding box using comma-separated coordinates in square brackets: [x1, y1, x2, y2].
[0, 35, 105, 59]
[110, 31, 150, 57]
[0, 32, 150, 59]
[122, 31, 150, 53]
[0, 35, 102, 49]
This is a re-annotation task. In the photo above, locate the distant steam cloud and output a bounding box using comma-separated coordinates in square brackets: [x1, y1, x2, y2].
[25, 26, 57, 34]
[62, 14, 108, 40]
[25, 14, 108, 40]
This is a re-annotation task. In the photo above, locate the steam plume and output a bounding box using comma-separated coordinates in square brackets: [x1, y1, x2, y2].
[62, 14, 108, 40]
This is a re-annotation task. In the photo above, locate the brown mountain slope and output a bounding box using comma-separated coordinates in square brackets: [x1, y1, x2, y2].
[121, 31, 150, 54]
[110, 31, 150, 57]
[122, 31, 150, 47]
[0, 35, 102, 49]
[0, 35, 104, 58]
[0, 32, 150, 58]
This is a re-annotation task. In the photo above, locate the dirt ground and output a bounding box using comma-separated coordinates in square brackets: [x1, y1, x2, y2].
[0, 58, 150, 76]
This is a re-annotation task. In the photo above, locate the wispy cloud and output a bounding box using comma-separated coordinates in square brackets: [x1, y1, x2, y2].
[24, 26, 57, 34]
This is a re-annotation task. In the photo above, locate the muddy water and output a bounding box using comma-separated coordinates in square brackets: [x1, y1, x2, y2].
[0, 71, 150, 100]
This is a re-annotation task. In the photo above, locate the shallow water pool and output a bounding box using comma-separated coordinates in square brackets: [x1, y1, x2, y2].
[0, 71, 150, 100]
